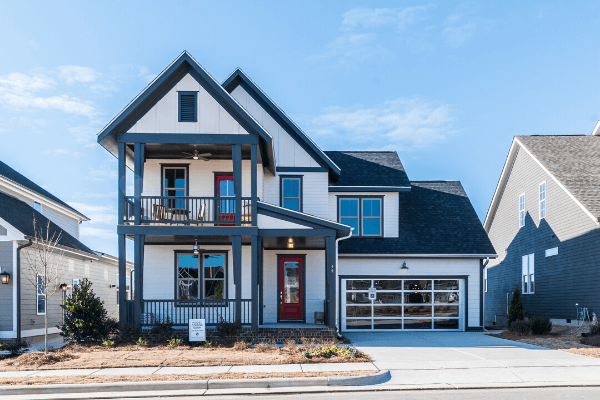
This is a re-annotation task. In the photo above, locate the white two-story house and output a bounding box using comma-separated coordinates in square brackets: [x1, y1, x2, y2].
[97, 51, 495, 333]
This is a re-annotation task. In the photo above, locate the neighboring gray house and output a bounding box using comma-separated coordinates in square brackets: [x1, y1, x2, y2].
[484, 134, 600, 326]
[0, 160, 132, 343]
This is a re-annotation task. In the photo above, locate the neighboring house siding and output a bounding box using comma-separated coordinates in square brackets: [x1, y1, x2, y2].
[231, 85, 322, 168]
[328, 192, 399, 238]
[339, 258, 481, 327]
[0, 241, 13, 331]
[128, 73, 250, 135]
[485, 147, 600, 323]
[263, 172, 329, 219]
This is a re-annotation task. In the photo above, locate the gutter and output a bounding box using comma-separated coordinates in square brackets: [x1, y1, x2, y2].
[482, 257, 490, 332]
[16, 238, 33, 343]
[334, 229, 353, 338]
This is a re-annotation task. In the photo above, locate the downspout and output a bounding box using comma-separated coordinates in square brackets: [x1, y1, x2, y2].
[482, 257, 490, 332]
[335, 229, 353, 338]
[16, 238, 33, 343]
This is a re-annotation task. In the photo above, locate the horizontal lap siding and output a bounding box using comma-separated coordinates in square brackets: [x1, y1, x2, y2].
[0, 242, 13, 331]
[485, 147, 600, 323]
[339, 258, 481, 327]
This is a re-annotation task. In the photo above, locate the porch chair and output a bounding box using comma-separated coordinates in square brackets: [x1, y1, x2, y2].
[152, 204, 169, 225]
[195, 204, 205, 226]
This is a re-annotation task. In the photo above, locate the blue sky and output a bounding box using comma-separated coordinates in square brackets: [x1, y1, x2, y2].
[1, 1, 600, 257]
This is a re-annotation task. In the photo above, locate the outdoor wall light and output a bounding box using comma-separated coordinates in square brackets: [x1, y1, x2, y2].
[287, 237, 294, 249]
[401, 261, 408, 270]
[60, 283, 68, 292]
[193, 239, 199, 255]
[0, 271, 10, 284]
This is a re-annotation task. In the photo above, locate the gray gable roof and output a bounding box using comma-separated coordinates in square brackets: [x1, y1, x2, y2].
[324, 151, 410, 188]
[516, 135, 600, 219]
[0, 191, 94, 254]
[0, 160, 86, 219]
[338, 181, 496, 255]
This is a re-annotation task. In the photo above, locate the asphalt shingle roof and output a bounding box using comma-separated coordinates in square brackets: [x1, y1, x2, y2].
[324, 151, 410, 187]
[0, 160, 85, 218]
[0, 191, 93, 254]
[338, 181, 496, 255]
[516, 135, 600, 218]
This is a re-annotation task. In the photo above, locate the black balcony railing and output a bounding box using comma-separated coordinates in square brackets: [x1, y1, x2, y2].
[124, 196, 253, 225]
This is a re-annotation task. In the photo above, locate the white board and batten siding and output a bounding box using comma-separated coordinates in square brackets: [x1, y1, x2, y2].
[339, 258, 481, 328]
[328, 192, 399, 238]
[128, 73, 249, 135]
[264, 172, 329, 219]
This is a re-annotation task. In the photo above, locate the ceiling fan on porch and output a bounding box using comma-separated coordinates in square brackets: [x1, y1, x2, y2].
[181, 150, 211, 161]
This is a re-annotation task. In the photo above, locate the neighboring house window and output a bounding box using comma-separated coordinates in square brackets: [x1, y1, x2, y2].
[484, 268, 488, 293]
[178, 91, 197, 122]
[280, 176, 302, 212]
[519, 194, 526, 227]
[37, 275, 46, 315]
[338, 197, 382, 236]
[34, 202, 42, 213]
[522, 254, 535, 294]
[539, 182, 546, 219]
[163, 166, 187, 208]
[177, 252, 227, 300]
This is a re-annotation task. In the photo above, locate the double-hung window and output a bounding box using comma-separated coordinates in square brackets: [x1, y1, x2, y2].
[37, 274, 46, 315]
[522, 253, 535, 294]
[163, 166, 187, 209]
[519, 194, 526, 227]
[539, 182, 546, 219]
[338, 197, 382, 236]
[281, 176, 302, 212]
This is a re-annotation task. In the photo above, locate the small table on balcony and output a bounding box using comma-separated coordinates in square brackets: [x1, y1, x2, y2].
[168, 208, 190, 223]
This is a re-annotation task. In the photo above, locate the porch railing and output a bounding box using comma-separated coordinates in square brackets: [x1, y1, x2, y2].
[128, 299, 252, 327]
[124, 196, 252, 225]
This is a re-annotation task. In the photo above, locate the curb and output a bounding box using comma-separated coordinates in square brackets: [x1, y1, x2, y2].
[0, 370, 389, 396]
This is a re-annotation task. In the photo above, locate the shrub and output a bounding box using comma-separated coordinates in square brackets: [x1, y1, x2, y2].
[303, 345, 359, 359]
[508, 286, 524, 326]
[136, 337, 148, 346]
[510, 319, 532, 335]
[60, 279, 113, 343]
[119, 323, 141, 343]
[530, 317, 552, 335]
[0, 341, 30, 356]
[102, 339, 115, 347]
[203, 340, 214, 348]
[589, 320, 600, 336]
[216, 318, 242, 341]
[167, 338, 183, 347]
[149, 318, 174, 343]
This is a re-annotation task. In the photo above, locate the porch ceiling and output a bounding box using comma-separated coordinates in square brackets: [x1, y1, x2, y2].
[129, 235, 326, 249]
[262, 236, 325, 250]
[127, 143, 262, 162]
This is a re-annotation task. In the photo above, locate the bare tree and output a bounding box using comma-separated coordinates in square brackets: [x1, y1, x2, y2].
[22, 218, 65, 354]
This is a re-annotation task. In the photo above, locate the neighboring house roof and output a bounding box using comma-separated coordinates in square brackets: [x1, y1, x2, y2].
[0, 191, 94, 254]
[338, 181, 496, 256]
[484, 135, 600, 230]
[222, 68, 341, 176]
[96, 51, 275, 173]
[324, 151, 411, 190]
[0, 159, 88, 220]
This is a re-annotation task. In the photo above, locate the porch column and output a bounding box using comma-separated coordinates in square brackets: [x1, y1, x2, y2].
[232, 144, 242, 226]
[325, 236, 336, 327]
[257, 236, 263, 326]
[232, 235, 242, 322]
[118, 234, 127, 327]
[133, 234, 145, 327]
[117, 142, 126, 225]
[250, 144, 257, 225]
[133, 143, 145, 225]
[251, 235, 258, 328]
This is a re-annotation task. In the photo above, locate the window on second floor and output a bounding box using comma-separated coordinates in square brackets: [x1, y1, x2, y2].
[34, 202, 42, 213]
[539, 182, 546, 219]
[338, 197, 382, 236]
[519, 193, 525, 227]
[280, 176, 302, 212]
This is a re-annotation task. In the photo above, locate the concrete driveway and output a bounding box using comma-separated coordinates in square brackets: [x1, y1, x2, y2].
[346, 332, 600, 386]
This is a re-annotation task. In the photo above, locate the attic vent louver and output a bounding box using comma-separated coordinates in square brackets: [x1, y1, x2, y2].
[178, 92, 197, 122]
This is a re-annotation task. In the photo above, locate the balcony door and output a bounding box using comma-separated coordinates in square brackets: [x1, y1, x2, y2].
[278, 256, 304, 321]
[216, 174, 235, 225]
[163, 166, 187, 210]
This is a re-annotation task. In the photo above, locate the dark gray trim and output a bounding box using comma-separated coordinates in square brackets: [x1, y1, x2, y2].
[232, 235, 242, 322]
[251, 144, 257, 226]
[277, 167, 328, 173]
[326, 236, 336, 327]
[259, 228, 336, 238]
[279, 175, 303, 213]
[173, 249, 229, 300]
[160, 163, 190, 197]
[117, 133, 260, 145]
[258, 236, 264, 326]
[480, 259, 484, 328]
[118, 234, 127, 326]
[133, 143, 145, 225]
[338, 254, 497, 259]
[257, 201, 351, 234]
[329, 186, 411, 192]
[117, 225, 258, 236]
[178, 91, 198, 122]
[16, 239, 33, 342]
[251, 235, 258, 328]
[232, 145, 242, 226]
[337, 195, 384, 238]
[276, 254, 307, 323]
[133, 234, 145, 327]
[118, 143, 126, 225]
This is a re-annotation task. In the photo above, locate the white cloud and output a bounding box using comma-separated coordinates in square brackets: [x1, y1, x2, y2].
[58, 65, 100, 84]
[68, 202, 116, 225]
[341, 6, 432, 30]
[89, 166, 118, 180]
[79, 226, 116, 240]
[307, 98, 455, 150]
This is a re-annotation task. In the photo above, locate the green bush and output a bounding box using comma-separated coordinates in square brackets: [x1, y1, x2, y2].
[102, 339, 115, 347]
[509, 320, 531, 335]
[60, 278, 115, 343]
[136, 337, 148, 346]
[168, 338, 183, 347]
[530, 317, 552, 335]
[216, 318, 242, 341]
[0, 341, 30, 356]
[149, 318, 174, 343]
[508, 286, 524, 325]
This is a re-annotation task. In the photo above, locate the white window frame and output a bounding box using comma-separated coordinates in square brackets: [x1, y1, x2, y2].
[522, 254, 535, 294]
[539, 181, 546, 220]
[519, 193, 526, 227]
[34, 202, 42, 213]
[37, 274, 46, 315]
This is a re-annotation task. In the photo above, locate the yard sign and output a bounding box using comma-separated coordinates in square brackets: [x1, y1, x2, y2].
[189, 319, 206, 342]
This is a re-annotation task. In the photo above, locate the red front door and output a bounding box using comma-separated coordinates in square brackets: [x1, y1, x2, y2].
[216, 174, 235, 225]
[279, 257, 303, 320]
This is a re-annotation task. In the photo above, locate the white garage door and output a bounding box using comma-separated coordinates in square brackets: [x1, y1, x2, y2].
[341, 278, 464, 331]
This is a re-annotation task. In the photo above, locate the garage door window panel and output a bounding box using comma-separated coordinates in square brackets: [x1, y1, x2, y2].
[404, 306, 432, 317]
[346, 319, 372, 329]
[374, 320, 403, 329]
[346, 306, 372, 318]
[435, 306, 459, 317]
[374, 306, 402, 317]
[434, 319, 459, 329]
[346, 280, 371, 290]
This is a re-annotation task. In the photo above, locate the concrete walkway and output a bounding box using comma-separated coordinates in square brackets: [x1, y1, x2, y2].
[345, 331, 600, 385]
[0, 362, 378, 378]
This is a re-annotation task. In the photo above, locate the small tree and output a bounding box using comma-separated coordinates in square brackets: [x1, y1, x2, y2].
[60, 278, 114, 343]
[22, 218, 64, 354]
[508, 286, 524, 325]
